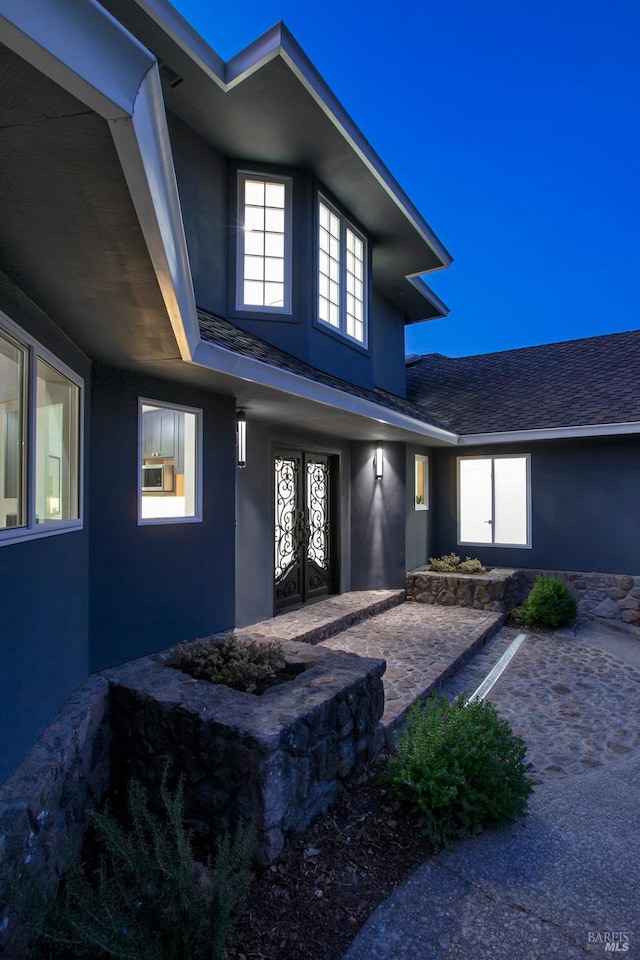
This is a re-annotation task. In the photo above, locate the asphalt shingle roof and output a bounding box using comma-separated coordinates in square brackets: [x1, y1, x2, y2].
[405, 330, 640, 434]
[197, 310, 451, 430]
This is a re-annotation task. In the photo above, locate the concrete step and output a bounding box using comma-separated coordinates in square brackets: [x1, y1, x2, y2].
[235, 589, 405, 646]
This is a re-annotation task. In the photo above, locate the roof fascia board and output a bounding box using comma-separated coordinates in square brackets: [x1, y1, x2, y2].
[109, 67, 200, 361]
[0, 0, 154, 119]
[192, 339, 459, 445]
[459, 421, 640, 445]
[0, 0, 199, 363]
[406, 276, 451, 322]
[128, 4, 453, 274]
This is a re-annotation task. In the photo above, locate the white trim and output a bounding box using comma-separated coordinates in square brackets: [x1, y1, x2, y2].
[0, 309, 84, 547]
[459, 420, 640, 445]
[137, 397, 203, 526]
[235, 171, 293, 315]
[192, 338, 458, 444]
[457, 454, 531, 549]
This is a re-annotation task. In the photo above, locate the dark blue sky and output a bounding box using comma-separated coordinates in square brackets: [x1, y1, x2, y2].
[174, 0, 639, 357]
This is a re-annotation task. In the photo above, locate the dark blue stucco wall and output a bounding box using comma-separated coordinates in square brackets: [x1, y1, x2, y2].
[0, 275, 90, 783]
[88, 365, 236, 671]
[432, 437, 640, 575]
[371, 289, 407, 398]
[351, 441, 406, 589]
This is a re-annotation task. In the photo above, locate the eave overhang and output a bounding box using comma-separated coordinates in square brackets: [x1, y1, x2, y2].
[0, 0, 199, 361]
[100, 0, 452, 321]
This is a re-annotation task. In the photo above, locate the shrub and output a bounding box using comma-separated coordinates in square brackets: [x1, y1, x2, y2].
[521, 575, 577, 628]
[28, 769, 253, 960]
[428, 553, 487, 574]
[386, 693, 533, 850]
[168, 633, 286, 694]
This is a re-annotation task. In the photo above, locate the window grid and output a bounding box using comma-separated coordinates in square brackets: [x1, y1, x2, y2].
[238, 174, 290, 312]
[318, 197, 367, 345]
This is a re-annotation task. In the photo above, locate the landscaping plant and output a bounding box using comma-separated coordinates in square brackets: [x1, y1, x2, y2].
[168, 632, 286, 693]
[30, 769, 254, 960]
[428, 553, 487, 574]
[386, 693, 533, 850]
[518, 575, 577, 628]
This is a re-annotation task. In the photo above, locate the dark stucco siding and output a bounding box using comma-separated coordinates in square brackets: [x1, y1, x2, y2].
[168, 113, 229, 318]
[405, 443, 433, 571]
[432, 437, 640, 575]
[371, 289, 407, 398]
[0, 275, 90, 783]
[351, 441, 406, 589]
[88, 365, 236, 671]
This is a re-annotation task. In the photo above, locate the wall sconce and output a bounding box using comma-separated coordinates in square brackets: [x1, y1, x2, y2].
[375, 443, 384, 479]
[236, 410, 246, 468]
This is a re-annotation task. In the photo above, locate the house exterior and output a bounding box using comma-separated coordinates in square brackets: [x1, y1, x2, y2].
[0, 0, 638, 789]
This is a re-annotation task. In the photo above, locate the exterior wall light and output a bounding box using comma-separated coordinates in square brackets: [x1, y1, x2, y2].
[236, 410, 247, 468]
[375, 443, 384, 479]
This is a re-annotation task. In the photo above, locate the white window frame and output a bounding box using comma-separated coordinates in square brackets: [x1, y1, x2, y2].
[457, 454, 531, 548]
[414, 454, 429, 510]
[236, 171, 292, 315]
[138, 398, 203, 526]
[317, 194, 368, 347]
[0, 308, 83, 547]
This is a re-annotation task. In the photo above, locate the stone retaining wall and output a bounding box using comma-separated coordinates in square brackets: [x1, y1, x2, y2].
[0, 677, 111, 960]
[407, 567, 640, 626]
[106, 639, 385, 864]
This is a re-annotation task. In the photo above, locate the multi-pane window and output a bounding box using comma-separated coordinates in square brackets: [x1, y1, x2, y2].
[458, 455, 530, 547]
[237, 173, 291, 312]
[139, 400, 202, 524]
[318, 198, 366, 344]
[0, 312, 81, 543]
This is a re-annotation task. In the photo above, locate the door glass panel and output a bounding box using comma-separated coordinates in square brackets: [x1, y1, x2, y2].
[36, 358, 79, 523]
[306, 459, 328, 570]
[275, 456, 298, 581]
[0, 331, 24, 529]
[459, 458, 492, 543]
[494, 457, 527, 545]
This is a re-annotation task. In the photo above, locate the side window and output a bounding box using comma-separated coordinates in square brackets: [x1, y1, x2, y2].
[414, 454, 429, 510]
[458, 455, 530, 547]
[139, 400, 202, 524]
[318, 196, 367, 345]
[236, 172, 292, 313]
[0, 312, 82, 545]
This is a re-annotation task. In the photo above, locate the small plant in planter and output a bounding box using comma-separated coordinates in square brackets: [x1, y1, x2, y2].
[386, 693, 533, 850]
[513, 575, 577, 628]
[167, 633, 291, 694]
[428, 553, 488, 574]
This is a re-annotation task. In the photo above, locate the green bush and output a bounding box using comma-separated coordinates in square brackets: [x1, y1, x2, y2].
[386, 693, 533, 850]
[29, 770, 253, 960]
[521, 575, 577, 628]
[428, 553, 487, 574]
[168, 633, 286, 694]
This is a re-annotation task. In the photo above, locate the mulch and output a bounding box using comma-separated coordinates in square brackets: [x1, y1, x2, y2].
[227, 754, 433, 960]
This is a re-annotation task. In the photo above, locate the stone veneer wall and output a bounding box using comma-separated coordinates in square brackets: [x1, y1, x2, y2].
[0, 677, 111, 960]
[106, 639, 385, 864]
[407, 567, 640, 627]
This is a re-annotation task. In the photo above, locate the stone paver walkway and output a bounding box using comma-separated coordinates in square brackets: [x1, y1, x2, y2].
[321, 604, 502, 728]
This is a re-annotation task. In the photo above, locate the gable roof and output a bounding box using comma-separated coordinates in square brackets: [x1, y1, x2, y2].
[406, 330, 640, 436]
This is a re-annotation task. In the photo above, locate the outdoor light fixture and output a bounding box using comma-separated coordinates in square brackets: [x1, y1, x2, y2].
[375, 443, 384, 479]
[236, 410, 246, 468]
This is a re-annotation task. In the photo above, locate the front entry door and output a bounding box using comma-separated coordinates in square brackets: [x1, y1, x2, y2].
[274, 451, 337, 613]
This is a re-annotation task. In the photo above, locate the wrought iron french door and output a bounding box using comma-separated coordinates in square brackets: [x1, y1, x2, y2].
[274, 450, 337, 612]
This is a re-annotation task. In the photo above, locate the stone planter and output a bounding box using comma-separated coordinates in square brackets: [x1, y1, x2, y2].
[105, 639, 385, 863]
[406, 567, 521, 612]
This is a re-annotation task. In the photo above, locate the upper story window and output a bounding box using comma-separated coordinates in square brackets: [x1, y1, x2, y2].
[318, 197, 367, 345]
[236, 172, 292, 313]
[0, 310, 82, 545]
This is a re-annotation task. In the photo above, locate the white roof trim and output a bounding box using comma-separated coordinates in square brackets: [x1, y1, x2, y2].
[192, 339, 459, 444]
[0, 0, 199, 362]
[459, 421, 640, 445]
